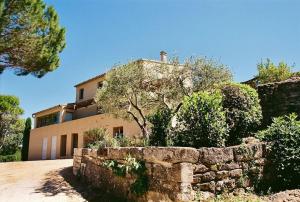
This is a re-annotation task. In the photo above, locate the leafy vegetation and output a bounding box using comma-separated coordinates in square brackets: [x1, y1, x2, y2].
[256, 114, 300, 191]
[147, 107, 172, 146]
[0, 95, 24, 160]
[0, 0, 66, 77]
[103, 155, 148, 195]
[220, 83, 262, 145]
[171, 91, 229, 147]
[83, 128, 148, 149]
[256, 59, 293, 84]
[0, 150, 21, 162]
[95, 56, 232, 140]
[170, 83, 261, 148]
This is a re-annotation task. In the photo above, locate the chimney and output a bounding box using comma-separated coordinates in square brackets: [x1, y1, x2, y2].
[160, 51, 168, 63]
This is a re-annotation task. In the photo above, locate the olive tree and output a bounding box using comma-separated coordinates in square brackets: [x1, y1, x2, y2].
[95, 57, 232, 139]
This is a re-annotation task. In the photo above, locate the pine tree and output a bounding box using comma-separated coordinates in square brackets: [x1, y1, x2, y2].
[21, 118, 31, 161]
[0, 0, 66, 77]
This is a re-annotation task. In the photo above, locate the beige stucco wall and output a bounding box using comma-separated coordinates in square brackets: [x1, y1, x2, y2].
[75, 77, 104, 102]
[28, 114, 141, 160]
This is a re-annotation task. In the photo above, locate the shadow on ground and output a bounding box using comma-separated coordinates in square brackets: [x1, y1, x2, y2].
[34, 166, 126, 202]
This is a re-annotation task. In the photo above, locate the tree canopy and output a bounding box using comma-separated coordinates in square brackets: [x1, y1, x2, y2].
[0, 95, 24, 154]
[0, 0, 66, 77]
[95, 57, 232, 139]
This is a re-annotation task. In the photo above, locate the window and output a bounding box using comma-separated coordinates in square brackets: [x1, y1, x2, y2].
[97, 81, 103, 89]
[113, 127, 123, 138]
[79, 88, 84, 99]
[36, 112, 59, 128]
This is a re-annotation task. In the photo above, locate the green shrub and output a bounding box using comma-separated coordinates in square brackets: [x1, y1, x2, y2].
[84, 128, 119, 148]
[147, 108, 172, 146]
[257, 59, 293, 84]
[220, 83, 262, 145]
[0, 133, 22, 155]
[83, 128, 148, 149]
[0, 150, 21, 162]
[171, 91, 228, 147]
[256, 113, 300, 190]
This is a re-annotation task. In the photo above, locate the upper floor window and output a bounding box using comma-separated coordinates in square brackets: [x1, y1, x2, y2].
[36, 112, 59, 128]
[113, 126, 123, 138]
[97, 81, 103, 89]
[79, 88, 84, 99]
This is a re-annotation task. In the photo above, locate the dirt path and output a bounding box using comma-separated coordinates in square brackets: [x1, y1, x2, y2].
[0, 159, 86, 202]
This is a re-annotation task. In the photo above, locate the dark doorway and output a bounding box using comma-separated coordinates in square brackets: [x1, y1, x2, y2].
[60, 135, 67, 157]
[71, 133, 78, 156]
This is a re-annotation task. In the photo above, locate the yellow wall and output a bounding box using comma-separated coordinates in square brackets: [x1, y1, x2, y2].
[28, 114, 141, 160]
[75, 77, 104, 102]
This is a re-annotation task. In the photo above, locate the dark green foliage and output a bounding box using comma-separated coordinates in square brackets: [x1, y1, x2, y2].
[0, 133, 22, 155]
[220, 83, 262, 145]
[171, 91, 228, 147]
[0, 0, 66, 77]
[0, 150, 21, 162]
[170, 83, 262, 148]
[21, 118, 31, 161]
[147, 108, 172, 146]
[256, 114, 300, 191]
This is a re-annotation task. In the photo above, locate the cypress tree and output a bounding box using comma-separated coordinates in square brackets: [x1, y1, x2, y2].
[21, 118, 31, 161]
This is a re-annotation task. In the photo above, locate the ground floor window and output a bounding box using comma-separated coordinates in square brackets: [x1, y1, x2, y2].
[113, 126, 123, 138]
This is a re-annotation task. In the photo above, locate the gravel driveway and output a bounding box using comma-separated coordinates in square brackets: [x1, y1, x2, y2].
[0, 159, 87, 202]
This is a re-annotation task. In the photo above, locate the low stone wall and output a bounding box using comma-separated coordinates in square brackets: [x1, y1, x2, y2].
[258, 78, 300, 128]
[73, 142, 266, 201]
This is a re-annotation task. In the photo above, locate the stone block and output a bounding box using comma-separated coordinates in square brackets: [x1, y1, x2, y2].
[201, 171, 216, 182]
[199, 181, 215, 192]
[97, 148, 108, 157]
[82, 148, 91, 156]
[193, 174, 202, 184]
[73, 148, 82, 156]
[143, 147, 199, 164]
[229, 169, 243, 178]
[108, 147, 144, 160]
[193, 164, 209, 174]
[233, 143, 264, 162]
[198, 147, 234, 165]
[216, 170, 229, 180]
[215, 179, 236, 192]
[219, 162, 240, 170]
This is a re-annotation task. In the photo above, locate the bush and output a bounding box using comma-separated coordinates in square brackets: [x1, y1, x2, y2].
[83, 128, 119, 149]
[220, 83, 262, 145]
[83, 128, 148, 149]
[256, 114, 300, 190]
[257, 59, 293, 84]
[171, 91, 228, 147]
[0, 133, 22, 155]
[0, 150, 21, 162]
[147, 108, 172, 146]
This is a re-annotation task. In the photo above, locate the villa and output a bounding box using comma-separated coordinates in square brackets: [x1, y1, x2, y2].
[28, 52, 169, 160]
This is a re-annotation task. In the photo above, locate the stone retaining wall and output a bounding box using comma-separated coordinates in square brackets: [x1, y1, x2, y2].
[258, 78, 300, 128]
[73, 142, 266, 201]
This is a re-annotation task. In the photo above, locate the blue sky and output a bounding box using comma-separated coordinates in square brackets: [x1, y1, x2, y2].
[1, 0, 300, 119]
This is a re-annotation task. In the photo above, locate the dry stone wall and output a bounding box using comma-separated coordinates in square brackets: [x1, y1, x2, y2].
[73, 142, 266, 202]
[258, 78, 300, 128]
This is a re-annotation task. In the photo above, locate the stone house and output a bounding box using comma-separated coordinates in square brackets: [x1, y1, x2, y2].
[28, 52, 170, 160]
